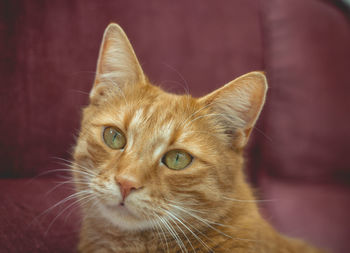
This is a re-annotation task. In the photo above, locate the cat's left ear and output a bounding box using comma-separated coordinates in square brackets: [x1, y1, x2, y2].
[90, 23, 146, 101]
[199, 72, 268, 148]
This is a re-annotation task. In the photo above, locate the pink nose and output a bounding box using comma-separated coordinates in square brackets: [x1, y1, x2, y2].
[115, 176, 142, 201]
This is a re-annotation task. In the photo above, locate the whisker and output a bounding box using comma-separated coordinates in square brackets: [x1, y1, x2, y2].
[53, 158, 98, 176]
[168, 203, 232, 238]
[184, 113, 227, 129]
[160, 80, 190, 95]
[252, 126, 273, 142]
[68, 89, 90, 95]
[222, 196, 277, 203]
[166, 199, 207, 214]
[161, 62, 190, 95]
[180, 102, 216, 128]
[166, 211, 212, 252]
[158, 214, 186, 253]
[164, 210, 195, 253]
[34, 189, 93, 224]
[153, 212, 170, 253]
[45, 178, 91, 196]
[63, 194, 97, 223]
[147, 212, 167, 252]
[45, 193, 94, 235]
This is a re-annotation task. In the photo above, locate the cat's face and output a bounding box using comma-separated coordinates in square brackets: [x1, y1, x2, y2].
[73, 24, 267, 231]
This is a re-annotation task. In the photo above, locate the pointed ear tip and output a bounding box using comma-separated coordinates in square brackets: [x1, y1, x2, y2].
[104, 23, 125, 36]
[106, 22, 122, 29]
[248, 71, 266, 79]
[248, 71, 268, 90]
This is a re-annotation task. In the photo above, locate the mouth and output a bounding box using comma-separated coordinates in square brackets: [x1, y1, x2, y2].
[97, 200, 154, 231]
[105, 201, 139, 218]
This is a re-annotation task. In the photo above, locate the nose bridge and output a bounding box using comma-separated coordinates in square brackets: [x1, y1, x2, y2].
[114, 153, 146, 201]
[116, 163, 140, 179]
[114, 127, 159, 183]
[115, 151, 144, 181]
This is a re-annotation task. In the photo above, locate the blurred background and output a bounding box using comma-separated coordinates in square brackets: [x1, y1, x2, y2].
[0, 0, 349, 252]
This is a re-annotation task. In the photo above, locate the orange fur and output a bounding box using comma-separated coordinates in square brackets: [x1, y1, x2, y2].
[72, 24, 324, 253]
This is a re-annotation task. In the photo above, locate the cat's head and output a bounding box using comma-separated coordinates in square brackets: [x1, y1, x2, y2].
[73, 23, 267, 231]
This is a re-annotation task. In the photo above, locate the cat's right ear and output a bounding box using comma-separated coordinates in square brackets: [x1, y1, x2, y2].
[198, 72, 268, 149]
[90, 23, 146, 103]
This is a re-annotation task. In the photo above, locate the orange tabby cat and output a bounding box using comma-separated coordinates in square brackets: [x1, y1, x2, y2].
[72, 23, 324, 253]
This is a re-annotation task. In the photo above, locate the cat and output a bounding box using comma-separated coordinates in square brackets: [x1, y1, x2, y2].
[72, 23, 324, 253]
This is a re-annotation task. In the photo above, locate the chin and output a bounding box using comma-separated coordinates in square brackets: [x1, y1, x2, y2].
[97, 201, 154, 231]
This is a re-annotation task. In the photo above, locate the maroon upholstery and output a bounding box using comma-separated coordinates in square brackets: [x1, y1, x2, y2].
[1, 0, 349, 252]
[256, 1, 350, 252]
[0, 178, 79, 252]
[261, 0, 350, 180]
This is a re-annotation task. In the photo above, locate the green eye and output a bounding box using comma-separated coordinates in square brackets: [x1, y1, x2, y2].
[162, 150, 193, 170]
[103, 127, 126, 149]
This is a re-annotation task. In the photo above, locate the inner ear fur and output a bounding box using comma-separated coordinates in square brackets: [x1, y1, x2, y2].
[199, 71, 268, 148]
